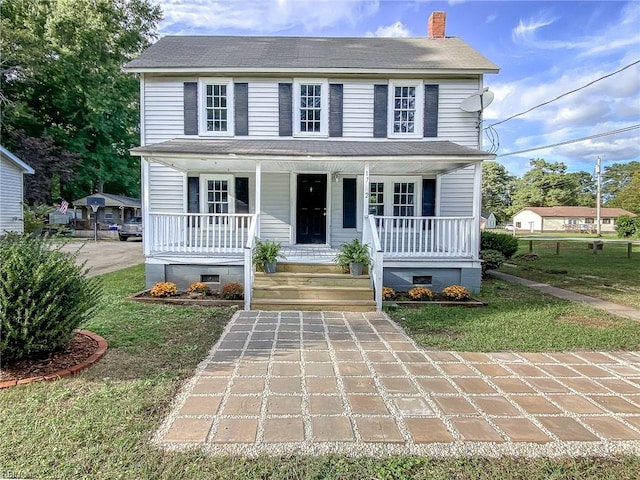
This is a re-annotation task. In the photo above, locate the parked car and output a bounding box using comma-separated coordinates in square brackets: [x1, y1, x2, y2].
[118, 216, 143, 241]
[504, 224, 514, 231]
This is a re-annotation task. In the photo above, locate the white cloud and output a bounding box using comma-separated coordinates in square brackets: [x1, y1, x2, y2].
[512, 15, 556, 42]
[485, 14, 497, 24]
[367, 21, 410, 38]
[156, 0, 380, 34]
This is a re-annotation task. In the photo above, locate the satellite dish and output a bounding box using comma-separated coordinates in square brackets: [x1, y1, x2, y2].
[460, 88, 495, 112]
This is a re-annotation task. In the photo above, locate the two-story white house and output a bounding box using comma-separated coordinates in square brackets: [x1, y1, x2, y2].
[125, 12, 499, 311]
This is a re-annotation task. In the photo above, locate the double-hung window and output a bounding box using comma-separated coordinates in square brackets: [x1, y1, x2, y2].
[199, 79, 234, 136]
[368, 177, 421, 217]
[388, 81, 423, 138]
[200, 175, 234, 214]
[294, 79, 328, 136]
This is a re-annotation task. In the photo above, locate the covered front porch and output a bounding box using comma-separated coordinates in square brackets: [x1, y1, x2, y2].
[131, 139, 492, 311]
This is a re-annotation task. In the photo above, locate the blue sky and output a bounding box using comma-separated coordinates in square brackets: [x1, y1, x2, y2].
[154, 0, 640, 177]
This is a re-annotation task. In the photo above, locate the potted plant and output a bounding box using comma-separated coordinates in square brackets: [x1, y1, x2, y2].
[252, 239, 284, 273]
[334, 238, 371, 275]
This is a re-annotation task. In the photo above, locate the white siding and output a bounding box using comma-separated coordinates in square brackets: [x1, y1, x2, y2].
[513, 211, 543, 232]
[148, 162, 184, 213]
[437, 79, 482, 147]
[260, 173, 291, 243]
[248, 82, 279, 137]
[144, 77, 191, 145]
[343, 84, 374, 137]
[0, 157, 25, 234]
[438, 165, 475, 216]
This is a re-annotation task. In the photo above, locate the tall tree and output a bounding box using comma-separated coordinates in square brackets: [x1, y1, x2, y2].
[1, 0, 162, 202]
[612, 170, 640, 214]
[602, 161, 640, 205]
[481, 161, 515, 223]
[508, 159, 596, 216]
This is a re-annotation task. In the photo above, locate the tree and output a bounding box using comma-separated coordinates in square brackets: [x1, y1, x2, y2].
[603, 161, 640, 206]
[508, 159, 595, 216]
[613, 170, 640, 214]
[1, 0, 162, 201]
[481, 161, 515, 223]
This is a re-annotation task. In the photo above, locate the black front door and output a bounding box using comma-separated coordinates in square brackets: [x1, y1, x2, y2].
[296, 174, 327, 244]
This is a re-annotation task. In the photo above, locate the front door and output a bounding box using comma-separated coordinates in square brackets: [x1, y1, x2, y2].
[296, 174, 327, 244]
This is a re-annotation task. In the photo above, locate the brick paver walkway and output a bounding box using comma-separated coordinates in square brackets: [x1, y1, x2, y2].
[156, 311, 640, 456]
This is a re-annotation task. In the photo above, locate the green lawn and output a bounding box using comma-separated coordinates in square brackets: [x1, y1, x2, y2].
[499, 239, 640, 308]
[1, 265, 639, 479]
[393, 278, 640, 351]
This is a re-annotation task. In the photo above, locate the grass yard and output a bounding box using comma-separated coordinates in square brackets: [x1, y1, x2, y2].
[500, 239, 640, 309]
[393, 278, 640, 352]
[1, 265, 639, 479]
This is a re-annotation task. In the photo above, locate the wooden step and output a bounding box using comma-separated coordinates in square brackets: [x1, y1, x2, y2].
[250, 299, 377, 312]
[254, 272, 371, 288]
[276, 262, 344, 274]
[252, 285, 373, 301]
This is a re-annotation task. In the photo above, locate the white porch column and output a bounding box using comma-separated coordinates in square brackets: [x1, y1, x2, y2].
[255, 160, 262, 237]
[471, 161, 482, 260]
[363, 162, 370, 219]
[142, 157, 151, 256]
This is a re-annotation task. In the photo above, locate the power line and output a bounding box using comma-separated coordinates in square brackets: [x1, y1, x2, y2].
[487, 60, 640, 129]
[497, 124, 640, 158]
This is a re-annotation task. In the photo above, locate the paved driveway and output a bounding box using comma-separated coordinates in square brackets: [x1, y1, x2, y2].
[59, 239, 143, 277]
[157, 311, 640, 457]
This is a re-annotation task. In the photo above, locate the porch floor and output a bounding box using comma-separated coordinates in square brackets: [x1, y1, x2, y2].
[280, 245, 338, 264]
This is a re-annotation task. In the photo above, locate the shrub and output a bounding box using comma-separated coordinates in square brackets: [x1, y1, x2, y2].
[481, 231, 519, 259]
[186, 281, 210, 295]
[480, 249, 506, 278]
[382, 286, 396, 300]
[408, 286, 433, 301]
[616, 215, 640, 238]
[442, 285, 471, 301]
[150, 282, 177, 297]
[0, 234, 101, 362]
[221, 282, 244, 300]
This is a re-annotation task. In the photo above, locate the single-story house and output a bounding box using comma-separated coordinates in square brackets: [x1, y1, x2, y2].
[71, 193, 141, 228]
[0, 145, 34, 234]
[512, 206, 636, 233]
[480, 211, 497, 230]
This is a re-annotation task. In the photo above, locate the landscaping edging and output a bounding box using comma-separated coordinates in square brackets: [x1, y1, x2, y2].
[128, 289, 243, 308]
[0, 329, 108, 389]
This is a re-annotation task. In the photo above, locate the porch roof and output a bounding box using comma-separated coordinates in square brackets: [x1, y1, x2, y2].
[131, 139, 494, 174]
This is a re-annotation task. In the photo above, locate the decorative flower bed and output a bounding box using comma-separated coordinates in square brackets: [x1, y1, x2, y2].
[128, 281, 244, 308]
[382, 285, 485, 309]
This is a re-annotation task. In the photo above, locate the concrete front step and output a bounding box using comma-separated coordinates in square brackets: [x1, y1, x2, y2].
[254, 272, 371, 288]
[250, 299, 377, 312]
[252, 285, 373, 301]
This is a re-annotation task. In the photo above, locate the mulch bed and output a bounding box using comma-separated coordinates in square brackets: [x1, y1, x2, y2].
[129, 290, 243, 307]
[0, 330, 107, 386]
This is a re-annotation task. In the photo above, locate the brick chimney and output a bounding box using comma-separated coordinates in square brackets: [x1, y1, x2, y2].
[427, 11, 446, 39]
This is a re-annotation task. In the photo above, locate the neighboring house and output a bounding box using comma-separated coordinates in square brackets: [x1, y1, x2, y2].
[0, 145, 34, 234]
[480, 212, 497, 230]
[124, 11, 499, 310]
[513, 206, 636, 233]
[71, 193, 141, 228]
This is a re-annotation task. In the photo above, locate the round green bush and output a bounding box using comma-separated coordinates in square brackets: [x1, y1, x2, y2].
[0, 234, 101, 362]
[480, 249, 506, 278]
[480, 231, 519, 259]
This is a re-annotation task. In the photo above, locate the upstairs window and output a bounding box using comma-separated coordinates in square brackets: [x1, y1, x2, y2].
[199, 79, 234, 136]
[294, 79, 328, 136]
[388, 81, 423, 138]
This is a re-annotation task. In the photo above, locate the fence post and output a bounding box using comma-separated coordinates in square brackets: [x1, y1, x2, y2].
[529, 240, 533, 253]
[629, 243, 633, 259]
[556, 242, 560, 255]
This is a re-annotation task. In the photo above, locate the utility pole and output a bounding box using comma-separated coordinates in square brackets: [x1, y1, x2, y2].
[596, 156, 602, 236]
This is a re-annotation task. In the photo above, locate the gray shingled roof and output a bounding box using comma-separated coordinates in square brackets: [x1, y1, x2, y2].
[131, 139, 492, 158]
[125, 36, 499, 73]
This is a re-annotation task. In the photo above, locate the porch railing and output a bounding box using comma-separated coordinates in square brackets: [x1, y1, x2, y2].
[373, 216, 475, 258]
[243, 218, 258, 311]
[363, 215, 384, 312]
[148, 213, 256, 254]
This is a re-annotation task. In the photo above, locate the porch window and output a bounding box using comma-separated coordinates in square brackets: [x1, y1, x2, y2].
[369, 182, 384, 215]
[294, 79, 328, 136]
[199, 79, 234, 136]
[388, 81, 423, 138]
[206, 179, 229, 214]
[393, 182, 415, 216]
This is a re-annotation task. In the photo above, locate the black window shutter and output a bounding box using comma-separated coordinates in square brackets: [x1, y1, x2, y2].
[234, 83, 248, 136]
[422, 179, 436, 216]
[278, 83, 292, 136]
[183, 82, 198, 135]
[342, 178, 357, 228]
[424, 84, 439, 138]
[187, 177, 200, 213]
[329, 83, 343, 137]
[373, 84, 388, 138]
[235, 177, 249, 213]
